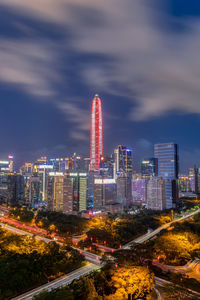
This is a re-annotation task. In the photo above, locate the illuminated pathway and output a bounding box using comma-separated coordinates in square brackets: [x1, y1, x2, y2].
[0, 222, 102, 265]
[155, 276, 200, 299]
[123, 208, 200, 249]
[11, 263, 100, 300]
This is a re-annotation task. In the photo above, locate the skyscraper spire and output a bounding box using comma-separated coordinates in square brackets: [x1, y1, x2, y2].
[90, 95, 103, 170]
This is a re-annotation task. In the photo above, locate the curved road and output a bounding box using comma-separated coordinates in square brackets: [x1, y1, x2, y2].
[11, 263, 100, 300]
[123, 208, 200, 249]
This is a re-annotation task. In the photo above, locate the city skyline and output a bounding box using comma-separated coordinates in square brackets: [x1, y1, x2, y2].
[1, 2, 200, 299]
[1, 2, 200, 172]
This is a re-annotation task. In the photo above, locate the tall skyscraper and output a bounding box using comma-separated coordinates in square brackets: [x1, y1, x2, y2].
[90, 94, 103, 171]
[141, 158, 158, 178]
[114, 145, 133, 177]
[100, 155, 114, 178]
[154, 143, 179, 208]
[47, 172, 73, 214]
[47, 172, 88, 214]
[114, 145, 133, 207]
[38, 164, 53, 202]
[188, 167, 199, 194]
[24, 176, 40, 207]
[94, 178, 117, 209]
[178, 175, 190, 193]
[68, 172, 88, 212]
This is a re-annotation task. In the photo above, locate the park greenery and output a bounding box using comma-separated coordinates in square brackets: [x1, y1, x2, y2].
[150, 212, 200, 265]
[33, 264, 154, 300]
[36, 211, 89, 235]
[9, 207, 34, 223]
[152, 231, 200, 265]
[0, 226, 84, 300]
[115, 212, 200, 267]
[83, 210, 173, 248]
[7, 206, 176, 248]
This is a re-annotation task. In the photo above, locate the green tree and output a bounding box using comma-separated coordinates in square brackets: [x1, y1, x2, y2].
[71, 277, 100, 300]
[106, 266, 154, 300]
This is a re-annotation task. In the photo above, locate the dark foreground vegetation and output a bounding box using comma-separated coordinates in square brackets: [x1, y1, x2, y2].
[0, 227, 84, 300]
[36, 211, 89, 235]
[33, 264, 154, 300]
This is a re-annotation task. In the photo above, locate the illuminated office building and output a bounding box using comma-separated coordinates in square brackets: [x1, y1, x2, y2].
[68, 172, 88, 212]
[0, 159, 10, 173]
[20, 163, 33, 175]
[33, 157, 47, 172]
[76, 157, 90, 172]
[8, 155, 14, 172]
[6, 174, 24, 206]
[93, 178, 117, 209]
[49, 158, 66, 173]
[188, 167, 200, 194]
[24, 176, 40, 207]
[0, 157, 15, 201]
[179, 175, 191, 193]
[154, 143, 179, 208]
[116, 175, 127, 206]
[47, 173, 73, 214]
[38, 164, 53, 202]
[113, 146, 133, 207]
[141, 158, 158, 178]
[90, 95, 103, 171]
[100, 155, 114, 178]
[114, 145, 133, 177]
[47, 172, 87, 214]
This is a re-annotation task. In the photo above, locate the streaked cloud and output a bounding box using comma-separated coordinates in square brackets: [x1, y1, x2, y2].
[0, 39, 61, 97]
[1, 0, 200, 126]
[58, 102, 90, 140]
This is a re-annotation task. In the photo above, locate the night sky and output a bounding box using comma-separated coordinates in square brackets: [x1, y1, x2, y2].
[0, 0, 200, 172]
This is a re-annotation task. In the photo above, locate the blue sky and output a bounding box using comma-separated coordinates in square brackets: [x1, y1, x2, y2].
[0, 0, 200, 172]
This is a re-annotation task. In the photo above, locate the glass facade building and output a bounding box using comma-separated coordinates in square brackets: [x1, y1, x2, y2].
[114, 145, 133, 177]
[141, 158, 158, 178]
[154, 143, 179, 209]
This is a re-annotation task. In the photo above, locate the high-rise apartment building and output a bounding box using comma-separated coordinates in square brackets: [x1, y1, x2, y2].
[90, 95, 103, 171]
[154, 143, 178, 208]
[132, 178, 147, 206]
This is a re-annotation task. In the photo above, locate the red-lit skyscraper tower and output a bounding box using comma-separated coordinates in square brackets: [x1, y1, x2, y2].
[90, 94, 103, 170]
